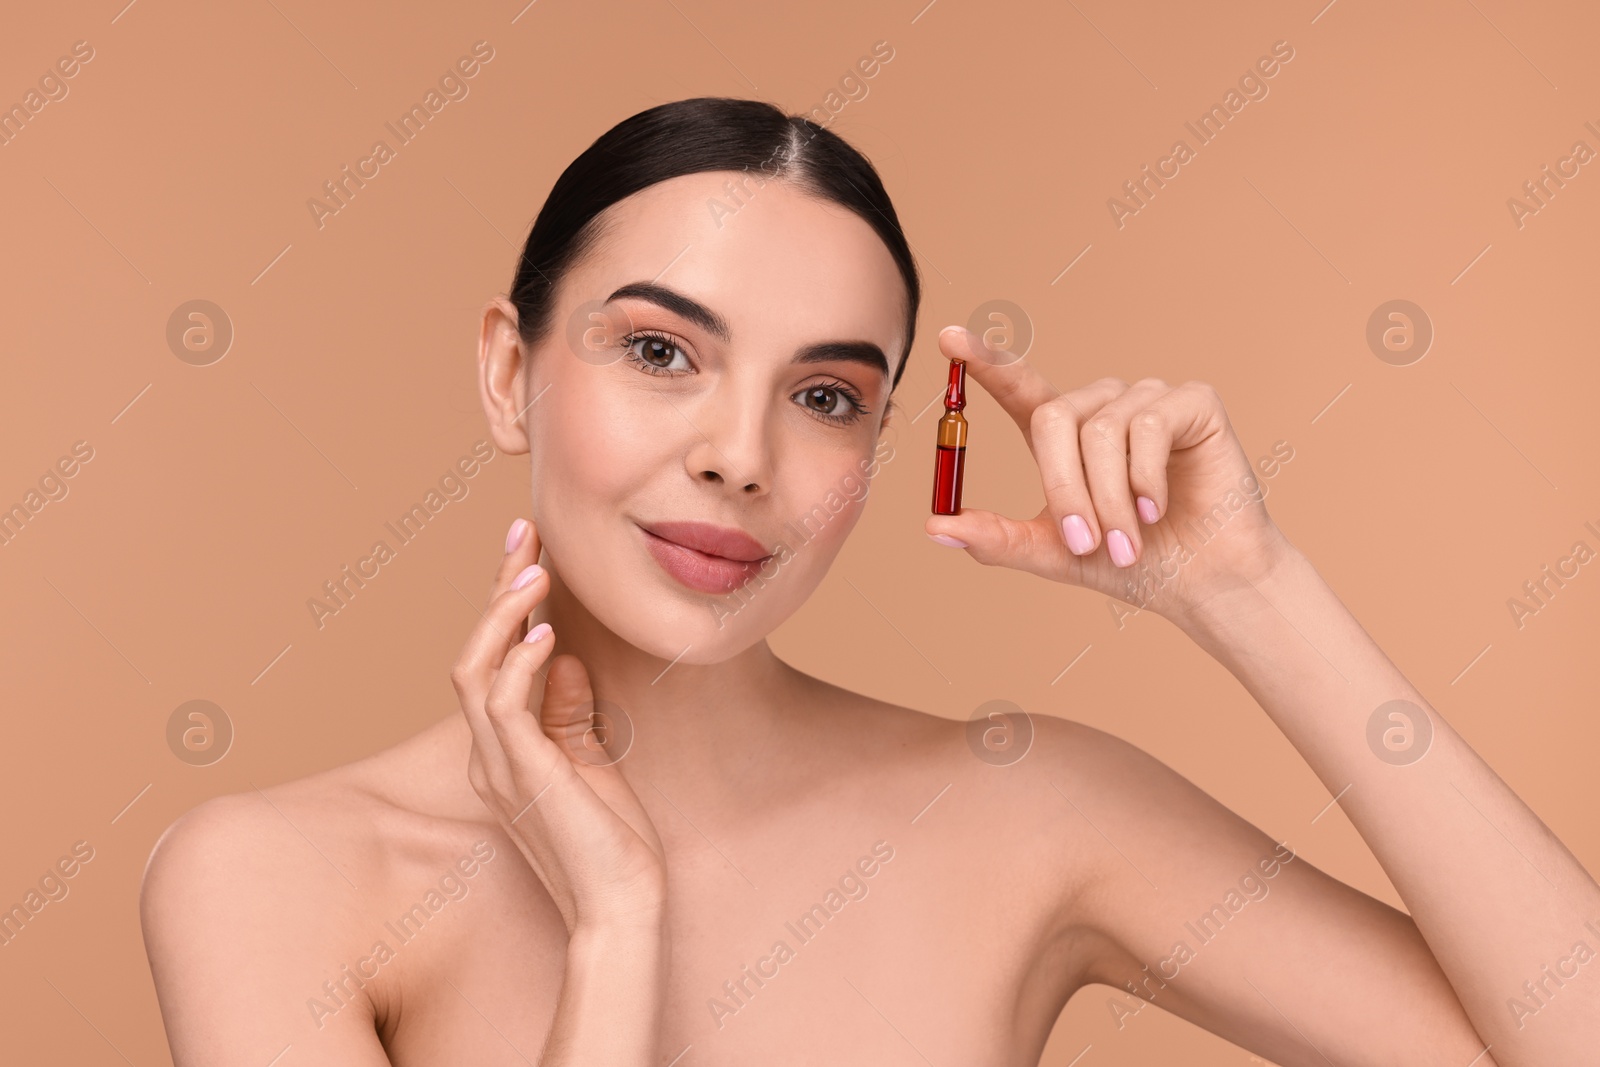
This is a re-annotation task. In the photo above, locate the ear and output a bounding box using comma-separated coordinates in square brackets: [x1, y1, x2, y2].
[478, 296, 532, 456]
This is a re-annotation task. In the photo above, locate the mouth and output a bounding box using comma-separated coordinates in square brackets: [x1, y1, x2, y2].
[637, 520, 775, 595]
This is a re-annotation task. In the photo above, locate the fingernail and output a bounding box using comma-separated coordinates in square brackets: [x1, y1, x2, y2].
[1106, 529, 1136, 567]
[1061, 514, 1095, 555]
[524, 622, 552, 643]
[505, 518, 529, 554]
[1136, 496, 1159, 524]
[940, 325, 972, 354]
[512, 563, 543, 590]
[928, 532, 968, 548]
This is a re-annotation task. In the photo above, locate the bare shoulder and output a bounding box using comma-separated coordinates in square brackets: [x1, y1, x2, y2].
[986, 710, 1283, 886]
[143, 728, 489, 931]
[799, 687, 1178, 973]
[142, 768, 381, 932]
[826, 688, 1266, 910]
[140, 723, 496, 1057]
[139, 769, 386, 1059]
[141, 760, 392, 973]
[811, 676, 1159, 802]
[798, 677, 1139, 843]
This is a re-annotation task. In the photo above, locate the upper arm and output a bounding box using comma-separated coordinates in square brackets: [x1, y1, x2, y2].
[1035, 717, 1497, 1067]
[140, 793, 393, 1067]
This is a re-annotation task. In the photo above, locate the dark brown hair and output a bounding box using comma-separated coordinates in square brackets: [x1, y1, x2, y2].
[508, 96, 921, 391]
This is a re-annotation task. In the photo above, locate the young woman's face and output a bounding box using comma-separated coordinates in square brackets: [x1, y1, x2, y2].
[518, 170, 908, 663]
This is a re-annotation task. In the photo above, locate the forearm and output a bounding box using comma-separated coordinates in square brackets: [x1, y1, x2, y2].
[1172, 544, 1600, 1065]
[540, 919, 668, 1065]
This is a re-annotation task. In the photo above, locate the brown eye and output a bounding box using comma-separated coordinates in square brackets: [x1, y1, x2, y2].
[622, 332, 691, 374]
[639, 338, 676, 367]
[792, 381, 866, 425]
[803, 385, 845, 415]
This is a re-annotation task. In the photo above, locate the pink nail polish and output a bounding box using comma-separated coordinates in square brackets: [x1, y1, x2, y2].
[1136, 496, 1159, 524]
[1061, 514, 1094, 555]
[928, 532, 968, 548]
[512, 564, 543, 590]
[505, 518, 529, 554]
[1106, 529, 1135, 567]
[524, 622, 552, 643]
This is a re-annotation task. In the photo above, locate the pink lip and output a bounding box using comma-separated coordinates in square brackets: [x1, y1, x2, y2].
[638, 521, 773, 595]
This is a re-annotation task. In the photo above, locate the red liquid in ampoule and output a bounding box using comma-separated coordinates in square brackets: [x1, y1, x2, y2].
[931, 358, 968, 515]
[932, 444, 965, 514]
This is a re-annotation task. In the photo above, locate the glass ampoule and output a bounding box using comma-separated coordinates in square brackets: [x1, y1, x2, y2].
[931, 357, 967, 515]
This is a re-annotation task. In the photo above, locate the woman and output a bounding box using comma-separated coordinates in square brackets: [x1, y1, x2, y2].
[139, 97, 1597, 1066]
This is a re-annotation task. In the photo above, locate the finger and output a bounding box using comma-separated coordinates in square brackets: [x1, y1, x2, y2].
[482, 622, 564, 789]
[937, 326, 1060, 450]
[1026, 378, 1132, 557]
[456, 563, 550, 705]
[536, 654, 602, 760]
[532, 654, 648, 830]
[452, 555, 551, 760]
[1127, 380, 1231, 521]
[490, 516, 545, 640]
[528, 655, 636, 791]
[534, 654, 667, 868]
[454, 518, 547, 799]
[925, 504, 1073, 582]
[1078, 379, 1172, 567]
[487, 644, 643, 875]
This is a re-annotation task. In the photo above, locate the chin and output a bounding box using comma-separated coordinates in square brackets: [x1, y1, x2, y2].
[602, 586, 788, 664]
[582, 544, 817, 665]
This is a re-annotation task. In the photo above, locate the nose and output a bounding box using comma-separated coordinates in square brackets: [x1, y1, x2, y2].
[683, 393, 773, 496]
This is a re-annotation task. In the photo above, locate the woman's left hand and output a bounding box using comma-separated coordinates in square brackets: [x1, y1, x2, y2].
[923, 325, 1296, 623]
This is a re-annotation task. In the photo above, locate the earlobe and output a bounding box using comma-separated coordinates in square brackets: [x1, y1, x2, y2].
[478, 296, 532, 456]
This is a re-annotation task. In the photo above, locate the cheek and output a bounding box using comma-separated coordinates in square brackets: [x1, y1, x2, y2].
[532, 373, 664, 499]
[779, 465, 872, 567]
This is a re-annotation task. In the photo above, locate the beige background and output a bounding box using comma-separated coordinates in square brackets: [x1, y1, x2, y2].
[3, 0, 1597, 1063]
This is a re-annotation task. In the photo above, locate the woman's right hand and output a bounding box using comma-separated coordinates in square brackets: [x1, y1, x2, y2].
[453, 516, 668, 936]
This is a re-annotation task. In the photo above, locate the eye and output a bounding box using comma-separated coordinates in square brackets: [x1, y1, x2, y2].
[621, 330, 692, 375]
[793, 380, 869, 426]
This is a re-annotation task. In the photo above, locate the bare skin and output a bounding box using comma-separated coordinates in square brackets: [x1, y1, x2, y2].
[141, 172, 1599, 1066]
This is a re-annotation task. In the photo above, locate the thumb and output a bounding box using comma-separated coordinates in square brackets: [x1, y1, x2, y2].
[537, 653, 663, 859]
[926, 505, 1074, 581]
[537, 654, 618, 769]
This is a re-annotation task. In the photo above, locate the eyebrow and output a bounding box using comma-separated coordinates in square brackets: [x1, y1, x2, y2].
[606, 281, 891, 381]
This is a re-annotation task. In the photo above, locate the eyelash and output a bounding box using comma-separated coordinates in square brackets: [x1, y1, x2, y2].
[618, 329, 871, 426]
[799, 379, 871, 426]
[619, 330, 693, 376]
